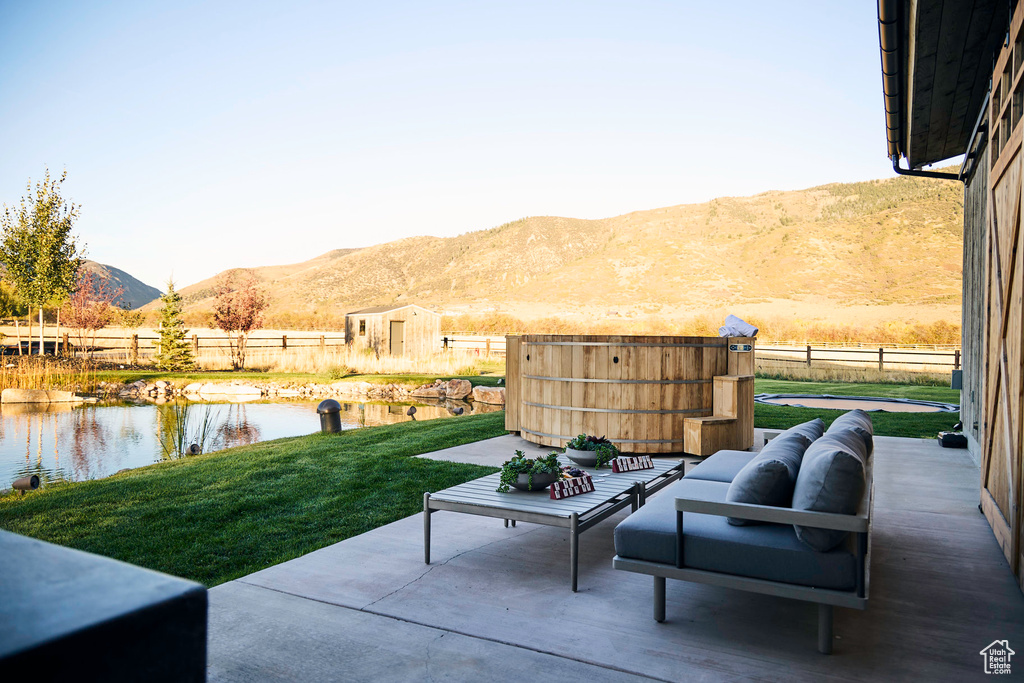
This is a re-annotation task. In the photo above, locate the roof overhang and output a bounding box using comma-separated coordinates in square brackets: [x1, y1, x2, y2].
[879, 0, 1008, 169]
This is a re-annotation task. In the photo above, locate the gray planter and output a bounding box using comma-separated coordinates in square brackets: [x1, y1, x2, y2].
[565, 447, 599, 468]
[511, 471, 558, 491]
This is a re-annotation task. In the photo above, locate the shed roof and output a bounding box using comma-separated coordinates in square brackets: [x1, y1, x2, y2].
[346, 304, 438, 316]
[878, 0, 1008, 168]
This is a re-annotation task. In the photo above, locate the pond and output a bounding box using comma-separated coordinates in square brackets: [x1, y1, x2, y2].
[0, 398, 484, 489]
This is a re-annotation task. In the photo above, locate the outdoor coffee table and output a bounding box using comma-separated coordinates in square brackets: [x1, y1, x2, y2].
[423, 456, 685, 591]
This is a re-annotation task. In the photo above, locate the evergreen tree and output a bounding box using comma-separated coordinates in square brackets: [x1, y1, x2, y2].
[154, 280, 193, 370]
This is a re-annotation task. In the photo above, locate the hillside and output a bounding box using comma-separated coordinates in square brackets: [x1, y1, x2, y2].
[171, 173, 965, 327]
[82, 261, 162, 309]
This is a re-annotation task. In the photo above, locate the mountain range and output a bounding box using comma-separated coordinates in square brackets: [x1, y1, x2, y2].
[152, 171, 963, 327]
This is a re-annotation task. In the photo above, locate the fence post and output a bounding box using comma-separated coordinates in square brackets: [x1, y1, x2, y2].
[954, 349, 961, 370]
[443, 336, 448, 349]
[282, 335, 287, 350]
[320, 335, 326, 350]
[62, 333, 69, 356]
[878, 347, 884, 372]
[806, 345, 812, 367]
[130, 334, 138, 365]
[485, 339, 491, 356]
[192, 334, 199, 357]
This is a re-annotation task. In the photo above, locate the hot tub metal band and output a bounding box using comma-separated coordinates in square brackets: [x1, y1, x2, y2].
[521, 401, 706, 415]
[523, 375, 712, 384]
[522, 341, 727, 348]
[519, 427, 685, 445]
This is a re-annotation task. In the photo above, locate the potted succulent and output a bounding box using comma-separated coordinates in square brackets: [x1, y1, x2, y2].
[497, 450, 562, 492]
[564, 434, 620, 469]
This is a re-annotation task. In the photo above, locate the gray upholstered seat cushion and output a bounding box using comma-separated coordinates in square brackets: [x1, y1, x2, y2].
[827, 409, 873, 457]
[724, 432, 813, 525]
[792, 434, 866, 552]
[614, 479, 857, 590]
[684, 450, 756, 482]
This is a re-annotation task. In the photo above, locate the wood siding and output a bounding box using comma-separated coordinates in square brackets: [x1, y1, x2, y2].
[983, 11, 1024, 593]
[962, 143, 989, 460]
[344, 306, 440, 357]
[510, 335, 753, 454]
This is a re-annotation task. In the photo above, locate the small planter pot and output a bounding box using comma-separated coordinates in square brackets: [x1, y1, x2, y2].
[510, 471, 558, 491]
[564, 447, 599, 468]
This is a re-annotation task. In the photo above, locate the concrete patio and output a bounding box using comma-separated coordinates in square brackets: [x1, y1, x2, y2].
[207, 432, 1024, 681]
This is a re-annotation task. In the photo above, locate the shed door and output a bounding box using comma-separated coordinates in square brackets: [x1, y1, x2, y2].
[390, 321, 405, 356]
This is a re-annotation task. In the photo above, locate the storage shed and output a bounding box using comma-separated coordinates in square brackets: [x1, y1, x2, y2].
[344, 304, 440, 357]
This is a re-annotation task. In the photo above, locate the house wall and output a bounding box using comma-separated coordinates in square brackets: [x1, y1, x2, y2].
[962, 144, 989, 465]
[980, 12, 1024, 593]
[344, 307, 440, 357]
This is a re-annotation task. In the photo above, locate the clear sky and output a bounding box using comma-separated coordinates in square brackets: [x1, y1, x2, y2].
[0, 1, 900, 290]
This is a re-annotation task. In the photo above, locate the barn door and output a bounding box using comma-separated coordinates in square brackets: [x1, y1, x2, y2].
[390, 321, 405, 356]
[982, 127, 1024, 592]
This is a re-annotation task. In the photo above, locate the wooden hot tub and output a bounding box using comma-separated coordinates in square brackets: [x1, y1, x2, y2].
[504, 334, 755, 454]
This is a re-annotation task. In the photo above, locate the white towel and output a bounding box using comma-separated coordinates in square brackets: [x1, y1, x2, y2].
[718, 314, 758, 338]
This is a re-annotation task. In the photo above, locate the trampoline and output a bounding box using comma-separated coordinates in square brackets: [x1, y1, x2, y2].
[754, 393, 959, 413]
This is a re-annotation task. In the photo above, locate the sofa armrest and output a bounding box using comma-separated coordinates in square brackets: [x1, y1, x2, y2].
[674, 495, 869, 532]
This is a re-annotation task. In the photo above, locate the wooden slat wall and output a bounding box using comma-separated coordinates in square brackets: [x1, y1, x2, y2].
[515, 335, 738, 453]
[344, 307, 440, 357]
[505, 336, 520, 432]
[963, 144, 989, 460]
[983, 12, 1024, 593]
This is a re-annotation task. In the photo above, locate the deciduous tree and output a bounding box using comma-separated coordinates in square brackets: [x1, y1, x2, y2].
[62, 270, 124, 356]
[212, 271, 267, 370]
[0, 169, 84, 355]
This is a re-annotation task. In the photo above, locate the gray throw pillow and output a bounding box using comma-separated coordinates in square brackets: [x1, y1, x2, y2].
[791, 435, 866, 551]
[725, 432, 812, 525]
[819, 426, 869, 462]
[782, 417, 825, 444]
[827, 409, 873, 458]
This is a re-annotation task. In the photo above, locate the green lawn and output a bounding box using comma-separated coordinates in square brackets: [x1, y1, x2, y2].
[0, 413, 505, 587]
[751, 378, 959, 438]
[753, 378, 959, 403]
[0, 377, 957, 587]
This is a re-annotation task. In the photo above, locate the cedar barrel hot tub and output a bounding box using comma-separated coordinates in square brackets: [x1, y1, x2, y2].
[504, 335, 755, 454]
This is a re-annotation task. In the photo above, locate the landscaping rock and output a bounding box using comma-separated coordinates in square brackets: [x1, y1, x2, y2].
[472, 386, 505, 405]
[331, 381, 373, 396]
[198, 383, 262, 396]
[444, 379, 473, 400]
[183, 383, 204, 394]
[1, 389, 80, 404]
[411, 385, 445, 399]
[2, 388, 50, 404]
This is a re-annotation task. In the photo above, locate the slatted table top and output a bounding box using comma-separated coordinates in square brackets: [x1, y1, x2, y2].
[429, 456, 684, 519]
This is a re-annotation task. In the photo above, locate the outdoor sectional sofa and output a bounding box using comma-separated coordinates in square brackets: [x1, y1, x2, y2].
[612, 411, 874, 654]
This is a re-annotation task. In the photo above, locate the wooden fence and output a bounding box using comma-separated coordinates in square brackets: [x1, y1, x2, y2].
[0, 329, 964, 372]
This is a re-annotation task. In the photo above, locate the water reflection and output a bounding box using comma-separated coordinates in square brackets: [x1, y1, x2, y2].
[0, 397, 491, 488]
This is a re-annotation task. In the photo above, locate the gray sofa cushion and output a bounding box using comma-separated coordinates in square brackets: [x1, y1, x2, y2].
[685, 450, 756, 482]
[827, 409, 873, 457]
[792, 434, 866, 552]
[782, 417, 825, 443]
[724, 432, 813, 525]
[614, 479, 857, 591]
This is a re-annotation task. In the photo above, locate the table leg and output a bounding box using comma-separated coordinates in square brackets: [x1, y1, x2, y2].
[570, 513, 579, 592]
[423, 492, 431, 564]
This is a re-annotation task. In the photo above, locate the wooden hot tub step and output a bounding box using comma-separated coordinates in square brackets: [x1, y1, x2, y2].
[683, 375, 755, 457]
